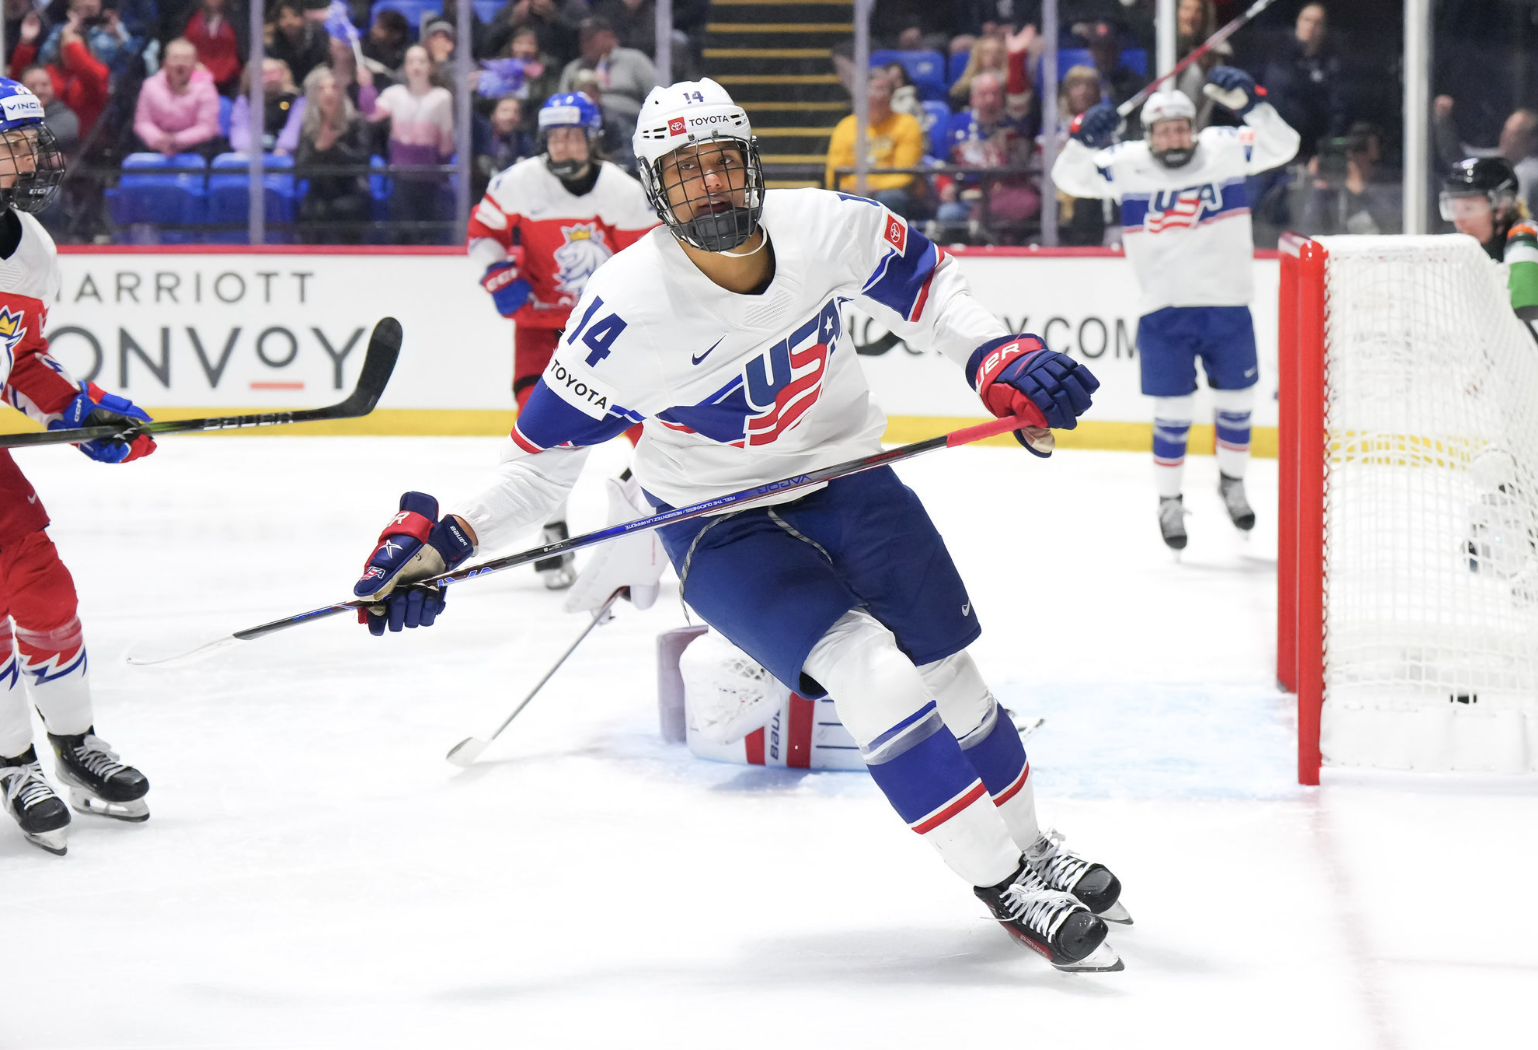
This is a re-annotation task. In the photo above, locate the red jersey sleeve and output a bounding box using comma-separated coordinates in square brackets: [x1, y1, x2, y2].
[3, 296, 80, 423]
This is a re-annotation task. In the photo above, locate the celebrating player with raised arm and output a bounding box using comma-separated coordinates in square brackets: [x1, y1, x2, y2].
[467, 92, 657, 588]
[1053, 68, 1300, 551]
[0, 80, 157, 855]
[358, 79, 1126, 971]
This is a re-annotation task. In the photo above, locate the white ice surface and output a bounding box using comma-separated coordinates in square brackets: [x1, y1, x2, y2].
[5, 436, 1535, 1050]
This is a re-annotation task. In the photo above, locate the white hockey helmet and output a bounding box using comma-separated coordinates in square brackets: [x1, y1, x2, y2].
[632, 78, 765, 252]
[1141, 89, 1198, 168]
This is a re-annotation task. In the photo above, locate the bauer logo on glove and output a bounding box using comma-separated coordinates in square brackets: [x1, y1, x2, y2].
[353, 491, 475, 636]
[967, 334, 1100, 455]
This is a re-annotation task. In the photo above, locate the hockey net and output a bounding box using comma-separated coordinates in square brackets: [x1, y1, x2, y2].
[1279, 234, 1538, 783]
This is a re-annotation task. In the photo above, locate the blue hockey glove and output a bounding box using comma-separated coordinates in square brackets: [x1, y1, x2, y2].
[1204, 66, 1265, 117]
[1069, 103, 1120, 150]
[48, 382, 156, 464]
[354, 492, 475, 636]
[481, 247, 532, 318]
[970, 335, 1099, 456]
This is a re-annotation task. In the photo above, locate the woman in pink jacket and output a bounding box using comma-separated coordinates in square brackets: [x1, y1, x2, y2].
[133, 38, 223, 157]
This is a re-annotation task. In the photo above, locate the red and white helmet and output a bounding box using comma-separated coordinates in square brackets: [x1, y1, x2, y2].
[632, 78, 765, 252]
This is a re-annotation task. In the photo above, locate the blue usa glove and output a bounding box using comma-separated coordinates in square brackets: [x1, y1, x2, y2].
[48, 382, 156, 463]
[1069, 102, 1120, 150]
[1204, 66, 1265, 117]
[480, 247, 532, 318]
[353, 492, 475, 636]
[969, 335, 1099, 457]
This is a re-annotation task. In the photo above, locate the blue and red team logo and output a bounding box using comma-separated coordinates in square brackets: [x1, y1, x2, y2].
[1126, 180, 1247, 234]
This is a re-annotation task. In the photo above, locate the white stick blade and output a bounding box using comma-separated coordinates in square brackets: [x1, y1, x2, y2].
[124, 634, 241, 669]
[446, 737, 488, 767]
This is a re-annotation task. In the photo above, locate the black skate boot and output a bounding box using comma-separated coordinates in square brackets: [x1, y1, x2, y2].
[48, 729, 149, 822]
[975, 860, 1122, 972]
[1158, 495, 1188, 551]
[1219, 473, 1256, 532]
[1, 747, 70, 854]
[1026, 829, 1132, 924]
[535, 521, 576, 590]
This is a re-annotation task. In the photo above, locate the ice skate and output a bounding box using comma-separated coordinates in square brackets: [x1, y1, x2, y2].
[975, 860, 1122, 972]
[1219, 473, 1256, 532]
[1026, 828, 1132, 924]
[1, 747, 70, 854]
[535, 521, 576, 590]
[48, 730, 149, 822]
[1158, 495, 1188, 551]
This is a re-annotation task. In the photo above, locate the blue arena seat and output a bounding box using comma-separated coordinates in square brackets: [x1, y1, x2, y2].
[217, 95, 232, 138]
[870, 49, 948, 103]
[948, 50, 970, 87]
[207, 153, 296, 243]
[922, 100, 952, 158]
[109, 153, 207, 242]
[473, 0, 499, 23]
[1121, 48, 1148, 77]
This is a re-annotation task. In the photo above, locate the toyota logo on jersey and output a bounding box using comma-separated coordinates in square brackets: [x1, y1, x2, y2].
[1144, 184, 1223, 233]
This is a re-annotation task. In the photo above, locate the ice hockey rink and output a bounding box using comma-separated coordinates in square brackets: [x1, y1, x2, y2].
[6, 433, 1536, 1050]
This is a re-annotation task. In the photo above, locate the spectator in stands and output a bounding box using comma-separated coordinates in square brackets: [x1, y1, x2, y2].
[487, 0, 589, 68]
[1260, 2, 1346, 159]
[825, 71, 927, 219]
[328, 35, 377, 115]
[181, 0, 241, 95]
[270, 0, 331, 87]
[501, 26, 561, 128]
[362, 9, 410, 79]
[590, 0, 656, 56]
[949, 30, 1033, 116]
[1175, 0, 1230, 129]
[569, 65, 636, 172]
[133, 38, 223, 157]
[934, 70, 1037, 243]
[9, 10, 109, 136]
[230, 57, 304, 155]
[1434, 99, 1538, 216]
[1077, 19, 1143, 108]
[870, 0, 967, 52]
[475, 95, 534, 182]
[20, 64, 79, 154]
[372, 43, 454, 243]
[557, 16, 657, 131]
[881, 61, 924, 124]
[1054, 64, 1111, 245]
[1300, 120, 1400, 237]
[296, 65, 371, 243]
[38, 0, 131, 80]
[422, 19, 461, 96]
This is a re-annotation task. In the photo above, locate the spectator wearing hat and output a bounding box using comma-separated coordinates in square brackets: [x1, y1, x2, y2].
[557, 15, 656, 130]
[133, 38, 224, 156]
[270, 0, 331, 86]
[421, 19, 463, 99]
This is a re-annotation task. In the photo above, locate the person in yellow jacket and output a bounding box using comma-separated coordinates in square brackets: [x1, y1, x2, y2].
[825, 72, 928, 218]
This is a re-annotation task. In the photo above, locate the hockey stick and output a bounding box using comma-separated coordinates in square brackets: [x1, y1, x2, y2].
[445, 590, 623, 767]
[1115, 0, 1284, 118]
[0, 317, 403, 450]
[127, 414, 1046, 668]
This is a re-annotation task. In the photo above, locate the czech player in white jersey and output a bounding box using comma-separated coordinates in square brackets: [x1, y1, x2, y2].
[1053, 68, 1299, 551]
[353, 79, 1126, 971]
[0, 79, 158, 855]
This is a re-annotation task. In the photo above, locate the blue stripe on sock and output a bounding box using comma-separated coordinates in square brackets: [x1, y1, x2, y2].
[957, 704, 1027, 796]
[865, 721, 986, 825]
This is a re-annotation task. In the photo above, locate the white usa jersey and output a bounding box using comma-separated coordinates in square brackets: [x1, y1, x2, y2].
[453, 189, 1007, 549]
[1052, 103, 1300, 315]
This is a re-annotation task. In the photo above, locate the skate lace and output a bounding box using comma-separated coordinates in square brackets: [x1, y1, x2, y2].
[1025, 828, 1089, 891]
[1001, 874, 1082, 939]
[1, 762, 56, 812]
[71, 735, 127, 780]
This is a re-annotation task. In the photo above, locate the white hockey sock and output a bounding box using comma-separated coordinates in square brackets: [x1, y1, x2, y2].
[1212, 386, 1255, 480]
[807, 611, 1020, 887]
[0, 622, 32, 758]
[1152, 394, 1195, 499]
[17, 617, 92, 738]
[545, 495, 571, 528]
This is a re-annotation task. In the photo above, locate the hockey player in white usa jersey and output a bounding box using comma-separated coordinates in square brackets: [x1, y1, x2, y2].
[1053, 68, 1299, 551]
[350, 79, 1127, 971]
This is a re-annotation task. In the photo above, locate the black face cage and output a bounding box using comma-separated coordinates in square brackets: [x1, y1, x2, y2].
[640, 133, 765, 253]
[0, 124, 64, 214]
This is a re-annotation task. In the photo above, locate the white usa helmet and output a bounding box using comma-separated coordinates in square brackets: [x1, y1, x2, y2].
[632, 78, 765, 252]
[1141, 89, 1198, 168]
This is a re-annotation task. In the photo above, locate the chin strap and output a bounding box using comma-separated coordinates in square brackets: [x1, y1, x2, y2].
[719, 231, 768, 258]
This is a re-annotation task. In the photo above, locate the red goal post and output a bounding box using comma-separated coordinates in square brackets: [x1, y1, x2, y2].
[1277, 233, 1538, 785]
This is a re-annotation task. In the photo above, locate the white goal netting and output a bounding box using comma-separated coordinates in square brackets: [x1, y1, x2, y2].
[1319, 235, 1538, 772]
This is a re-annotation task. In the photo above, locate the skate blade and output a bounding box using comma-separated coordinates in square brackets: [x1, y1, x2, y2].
[1097, 901, 1134, 925]
[69, 789, 149, 822]
[23, 827, 67, 855]
[1052, 942, 1124, 973]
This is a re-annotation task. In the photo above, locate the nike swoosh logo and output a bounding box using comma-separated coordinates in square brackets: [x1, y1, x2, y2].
[692, 336, 725, 366]
[961, 602, 970, 616]
[27, 495, 36, 503]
